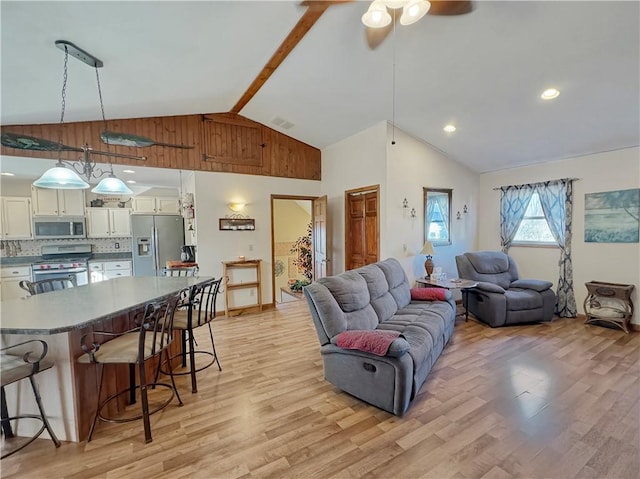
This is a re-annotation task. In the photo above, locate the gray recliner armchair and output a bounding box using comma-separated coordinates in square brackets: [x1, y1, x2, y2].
[455, 251, 556, 327]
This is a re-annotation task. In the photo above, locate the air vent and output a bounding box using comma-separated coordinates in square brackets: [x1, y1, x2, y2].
[271, 116, 295, 130]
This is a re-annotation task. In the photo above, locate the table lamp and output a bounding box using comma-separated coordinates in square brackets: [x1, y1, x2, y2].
[420, 241, 435, 279]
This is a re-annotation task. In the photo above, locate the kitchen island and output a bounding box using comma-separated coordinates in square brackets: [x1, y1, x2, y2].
[0, 276, 210, 442]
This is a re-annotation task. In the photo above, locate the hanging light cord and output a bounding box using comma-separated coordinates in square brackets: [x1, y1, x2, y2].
[391, 8, 396, 146]
[57, 46, 69, 154]
[95, 65, 116, 176]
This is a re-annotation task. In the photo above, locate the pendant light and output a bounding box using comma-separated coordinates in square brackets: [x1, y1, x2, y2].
[91, 166, 133, 195]
[32, 40, 143, 194]
[33, 161, 90, 189]
[33, 44, 89, 190]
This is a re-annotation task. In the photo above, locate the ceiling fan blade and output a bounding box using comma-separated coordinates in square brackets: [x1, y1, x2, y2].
[101, 131, 194, 149]
[428, 0, 473, 16]
[1, 132, 83, 152]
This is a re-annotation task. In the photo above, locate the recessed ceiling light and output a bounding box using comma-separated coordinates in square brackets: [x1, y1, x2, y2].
[1, 172, 15, 176]
[443, 124, 456, 133]
[126, 180, 136, 184]
[541, 88, 560, 100]
[122, 169, 135, 174]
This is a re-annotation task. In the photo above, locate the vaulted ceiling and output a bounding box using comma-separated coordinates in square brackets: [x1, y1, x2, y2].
[1, 1, 639, 174]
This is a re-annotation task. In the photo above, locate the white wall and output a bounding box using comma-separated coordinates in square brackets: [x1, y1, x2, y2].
[321, 121, 388, 274]
[478, 147, 640, 325]
[321, 121, 480, 290]
[386, 126, 480, 284]
[193, 171, 321, 308]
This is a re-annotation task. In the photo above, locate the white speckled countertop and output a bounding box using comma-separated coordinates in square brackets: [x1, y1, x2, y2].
[0, 276, 211, 334]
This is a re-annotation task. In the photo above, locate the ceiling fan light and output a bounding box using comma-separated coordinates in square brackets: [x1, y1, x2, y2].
[91, 175, 133, 195]
[362, 1, 392, 28]
[33, 163, 89, 189]
[400, 0, 431, 25]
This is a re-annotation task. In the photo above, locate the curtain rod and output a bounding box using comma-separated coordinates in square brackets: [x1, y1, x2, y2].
[492, 178, 580, 191]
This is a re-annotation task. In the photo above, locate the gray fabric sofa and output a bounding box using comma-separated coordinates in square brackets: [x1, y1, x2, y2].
[303, 258, 456, 416]
[455, 251, 556, 327]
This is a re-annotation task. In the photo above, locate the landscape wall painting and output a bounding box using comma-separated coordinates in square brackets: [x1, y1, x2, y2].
[584, 188, 639, 243]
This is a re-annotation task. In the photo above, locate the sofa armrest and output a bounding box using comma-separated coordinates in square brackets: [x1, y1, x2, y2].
[475, 282, 506, 294]
[511, 279, 553, 292]
[330, 334, 410, 358]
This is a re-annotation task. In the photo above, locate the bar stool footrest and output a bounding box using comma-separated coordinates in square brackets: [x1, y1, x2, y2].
[97, 383, 178, 424]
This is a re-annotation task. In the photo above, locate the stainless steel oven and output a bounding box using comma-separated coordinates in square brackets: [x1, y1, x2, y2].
[31, 244, 91, 286]
[33, 216, 86, 240]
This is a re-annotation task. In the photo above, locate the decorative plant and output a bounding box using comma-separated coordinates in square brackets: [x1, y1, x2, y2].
[291, 222, 313, 282]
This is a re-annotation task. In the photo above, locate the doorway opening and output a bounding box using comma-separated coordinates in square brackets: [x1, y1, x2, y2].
[271, 196, 314, 304]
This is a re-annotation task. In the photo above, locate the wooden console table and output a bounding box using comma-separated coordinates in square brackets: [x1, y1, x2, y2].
[584, 281, 635, 333]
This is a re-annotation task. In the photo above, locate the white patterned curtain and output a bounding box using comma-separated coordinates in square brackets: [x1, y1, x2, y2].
[499, 185, 534, 252]
[434, 194, 450, 239]
[536, 179, 576, 317]
[424, 198, 436, 238]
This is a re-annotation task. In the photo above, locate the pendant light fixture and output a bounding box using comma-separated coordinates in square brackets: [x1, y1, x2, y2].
[32, 40, 142, 195]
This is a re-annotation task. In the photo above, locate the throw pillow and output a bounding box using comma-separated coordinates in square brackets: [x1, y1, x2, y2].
[410, 287, 451, 301]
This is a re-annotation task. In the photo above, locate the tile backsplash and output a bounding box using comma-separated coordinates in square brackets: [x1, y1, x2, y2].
[1, 237, 132, 258]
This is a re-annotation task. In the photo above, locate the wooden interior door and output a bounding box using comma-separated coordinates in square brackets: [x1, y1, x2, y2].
[312, 195, 329, 280]
[345, 186, 380, 271]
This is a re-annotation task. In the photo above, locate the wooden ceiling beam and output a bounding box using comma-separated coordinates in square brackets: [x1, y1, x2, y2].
[229, 3, 333, 115]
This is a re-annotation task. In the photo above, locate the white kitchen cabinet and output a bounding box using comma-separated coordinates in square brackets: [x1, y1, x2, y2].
[1, 197, 33, 239]
[1, 265, 31, 300]
[131, 196, 180, 215]
[86, 208, 131, 238]
[89, 260, 132, 283]
[32, 187, 85, 216]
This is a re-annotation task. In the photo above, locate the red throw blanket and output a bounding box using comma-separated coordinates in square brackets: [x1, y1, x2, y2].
[336, 330, 401, 356]
[410, 287, 448, 301]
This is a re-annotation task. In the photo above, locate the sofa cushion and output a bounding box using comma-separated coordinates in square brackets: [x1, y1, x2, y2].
[505, 288, 543, 311]
[377, 258, 411, 309]
[357, 264, 398, 322]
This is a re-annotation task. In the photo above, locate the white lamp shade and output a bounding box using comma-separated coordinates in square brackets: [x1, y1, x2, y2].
[420, 241, 434, 256]
[33, 165, 89, 189]
[362, 1, 392, 28]
[400, 0, 431, 25]
[91, 176, 133, 195]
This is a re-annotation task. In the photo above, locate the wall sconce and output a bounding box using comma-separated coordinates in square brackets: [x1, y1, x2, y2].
[402, 198, 409, 211]
[463, 204, 468, 214]
[228, 202, 246, 212]
[410, 207, 416, 219]
[456, 211, 461, 220]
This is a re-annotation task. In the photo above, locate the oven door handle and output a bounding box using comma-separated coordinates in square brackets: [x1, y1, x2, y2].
[33, 267, 87, 275]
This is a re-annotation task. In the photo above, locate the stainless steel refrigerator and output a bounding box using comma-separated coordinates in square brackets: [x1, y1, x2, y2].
[131, 215, 185, 276]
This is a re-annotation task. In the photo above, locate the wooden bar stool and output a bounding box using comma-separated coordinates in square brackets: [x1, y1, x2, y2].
[1, 340, 61, 458]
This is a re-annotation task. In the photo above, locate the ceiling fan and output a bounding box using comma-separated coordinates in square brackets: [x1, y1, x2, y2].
[361, 0, 473, 49]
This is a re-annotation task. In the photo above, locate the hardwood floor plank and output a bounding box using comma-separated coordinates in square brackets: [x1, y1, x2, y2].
[2, 301, 638, 479]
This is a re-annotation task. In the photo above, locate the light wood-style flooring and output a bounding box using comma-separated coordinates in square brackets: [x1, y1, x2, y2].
[2, 301, 639, 479]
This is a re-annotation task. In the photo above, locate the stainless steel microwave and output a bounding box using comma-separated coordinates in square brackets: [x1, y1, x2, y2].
[33, 216, 86, 239]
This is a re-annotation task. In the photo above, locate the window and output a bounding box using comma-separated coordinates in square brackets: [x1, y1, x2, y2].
[424, 188, 452, 245]
[513, 192, 556, 245]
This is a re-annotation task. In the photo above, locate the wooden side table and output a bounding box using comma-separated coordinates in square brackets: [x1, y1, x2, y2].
[222, 259, 262, 317]
[584, 281, 635, 333]
[415, 278, 478, 321]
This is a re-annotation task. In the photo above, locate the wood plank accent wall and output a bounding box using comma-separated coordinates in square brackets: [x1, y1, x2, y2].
[1, 112, 321, 181]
